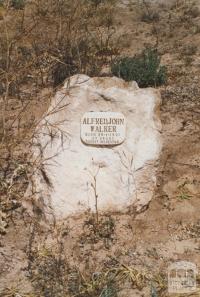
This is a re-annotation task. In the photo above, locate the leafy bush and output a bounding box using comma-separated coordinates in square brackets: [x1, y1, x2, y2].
[141, 11, 159, 23]
[11, 0, 25, 9]
[111, 48, 167, 87]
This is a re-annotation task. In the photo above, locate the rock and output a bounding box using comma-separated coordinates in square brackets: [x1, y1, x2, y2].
[25, 74, 162, 220]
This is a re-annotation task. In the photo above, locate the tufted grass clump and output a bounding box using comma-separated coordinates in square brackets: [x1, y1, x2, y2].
[111, 48, 167, 88]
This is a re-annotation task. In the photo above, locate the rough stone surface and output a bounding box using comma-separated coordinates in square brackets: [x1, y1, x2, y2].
[25, 75, 162, 219]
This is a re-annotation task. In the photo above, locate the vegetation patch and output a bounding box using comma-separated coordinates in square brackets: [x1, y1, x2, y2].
[80, 214, 115, 248]
[11, 0, 25, 9]
[111, 48, 167, 87]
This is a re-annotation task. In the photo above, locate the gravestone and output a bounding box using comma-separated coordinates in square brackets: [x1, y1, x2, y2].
[81, 112, 126, 145]
[25, 74, 162, 219]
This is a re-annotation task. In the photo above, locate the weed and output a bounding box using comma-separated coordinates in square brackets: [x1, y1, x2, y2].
[1, 290, 38, 297]
[81, 214, 115, 248]
[177, 181, 192, 201]
[193, 24, 200, 34]
[187, 6, 200, 18]
[187, 220, 200, 238]
[184, 56, 193, 66]
[141, 11, 159, 23]
[11, 0, 25, 9]
[73, 264, 119, 297]
[29, 246, 69, 297]
[77, 264, 166, 297]
[182, 44, 197, 56]
[111, 48, 167, 87]
[100, 284, 117, 297]
[89, 0, 116, 6]
[26, 219, 167, 297]
[49, 1, 118, 86]
[51, 55, 78, 87]
[177, 192, 192, 200]
[0, 210, 7, 234]
[151, 284, 158, 297]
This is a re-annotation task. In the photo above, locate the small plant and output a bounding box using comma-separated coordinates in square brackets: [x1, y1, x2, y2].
[11, 0, 25, 9]
[182, 44, 197, 56]
[29, 246, 69, 297]
[90, 0, 102, 5]
[51, 58, 77, 87]
[177, 181, 192, 201]
[140, 0, 159, 23]
[89, 0, 116, 6]
[141, 11, 159, 23]
[187, 6, 200, 18]
[184, 56, 193, 66]
[193, 24, 200, 34]
[151, 284, 158, 297]
[99, 283, 117, 297]
[78, 270, 118, 297]
[111, 48, 167, 88]
[0, 210, 7, 234]
[81, 214, 115, 248]
[177, 191, 192, 200]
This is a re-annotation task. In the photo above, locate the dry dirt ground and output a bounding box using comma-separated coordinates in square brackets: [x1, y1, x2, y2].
[0, 1, 200, 296]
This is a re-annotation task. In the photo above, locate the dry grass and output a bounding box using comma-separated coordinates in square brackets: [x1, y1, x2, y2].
[0, 0, 120, 234]
[1, 0, 200, 296]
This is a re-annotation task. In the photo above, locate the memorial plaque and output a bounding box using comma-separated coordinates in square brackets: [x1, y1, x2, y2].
[81, 112, 126, 145]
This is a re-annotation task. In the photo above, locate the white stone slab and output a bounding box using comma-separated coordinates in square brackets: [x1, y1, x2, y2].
[24, 74, 162, 220]
[81, 112, 126, 146]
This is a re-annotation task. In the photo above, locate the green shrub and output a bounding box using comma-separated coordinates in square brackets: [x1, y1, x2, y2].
[111, 48, 167, 87]
[11, 0, 25, 9]
[141, 11, 159, 23]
